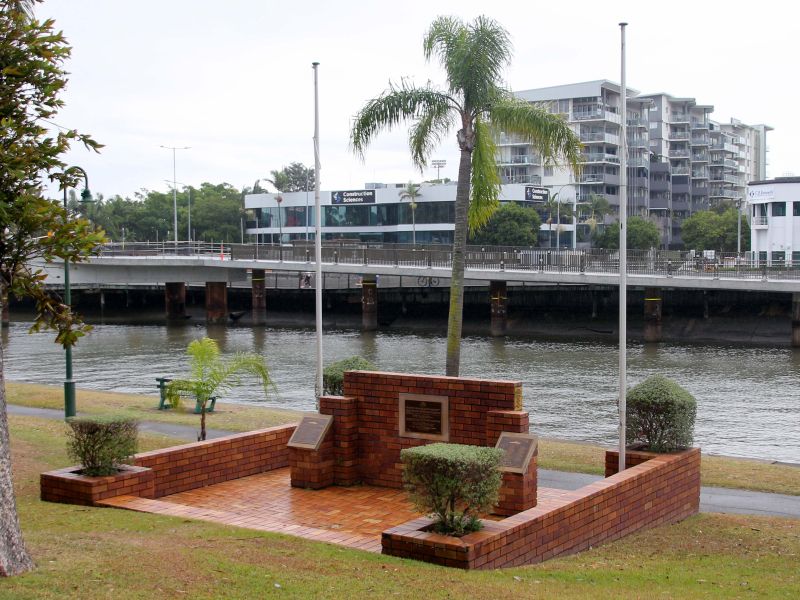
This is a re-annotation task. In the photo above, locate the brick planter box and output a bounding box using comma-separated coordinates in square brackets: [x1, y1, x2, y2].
[40, 464, 154, 506]
[383, 448, 701, 569]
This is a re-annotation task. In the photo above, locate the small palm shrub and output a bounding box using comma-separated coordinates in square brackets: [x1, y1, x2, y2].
[322, 356, 377, 396]
[66, 415, 138, 476]
[626, 375, 697, 452]
[401, 443, 503, 536]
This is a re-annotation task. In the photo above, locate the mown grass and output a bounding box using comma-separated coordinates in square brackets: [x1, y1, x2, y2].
[4, 414, 800, 599]
[7, 381, 800, 496]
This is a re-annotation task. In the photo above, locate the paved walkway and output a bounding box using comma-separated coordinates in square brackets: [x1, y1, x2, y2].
[10, 403, 800, 519]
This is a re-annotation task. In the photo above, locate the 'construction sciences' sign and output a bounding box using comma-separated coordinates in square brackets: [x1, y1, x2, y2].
[525, 186, 550, 202]
[331, 190, 376, 205]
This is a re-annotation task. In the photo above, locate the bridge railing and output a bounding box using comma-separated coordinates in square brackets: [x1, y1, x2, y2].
[98, 242, 800, 281]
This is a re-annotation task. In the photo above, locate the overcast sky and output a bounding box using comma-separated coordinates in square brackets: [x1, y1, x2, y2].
[41, 0, 794, 200]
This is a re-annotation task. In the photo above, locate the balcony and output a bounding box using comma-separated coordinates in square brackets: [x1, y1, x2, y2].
[627, 117, 648, 128]
[691, 171, 709, 179]
[498, 154, 540, 165]
[752, 216, 768, 227]
[670, 130, 690, 140]
[572, 109, 621, 123]
[669, 113, 691, 123]
[628, 157, 650, 168]
[669, 149, 690, 158]
[691, 153, 709, 162]
[711, 142, 737, 153]
[628, 138, 648, 148]
[582, 153, 620, 164]
[691, 136, 709, 145]
[691, 119, 710, 129]
[580, 132, 620, 145]
[500, 174, 542, 185]
[578, 174, 606, 183]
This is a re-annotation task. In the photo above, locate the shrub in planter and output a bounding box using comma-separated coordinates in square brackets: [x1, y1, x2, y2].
[400, 443, 503, 536]
[322, 356, 377, 396]
[66, 415, 139, 476]
[626, 375, 697, 452]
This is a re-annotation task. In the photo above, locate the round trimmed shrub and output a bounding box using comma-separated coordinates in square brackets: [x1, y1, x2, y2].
[401, 443, 503, 536]
[66, 415, 139, 476]
[626, 375, 696, 452]
[322, 356, 376, 396]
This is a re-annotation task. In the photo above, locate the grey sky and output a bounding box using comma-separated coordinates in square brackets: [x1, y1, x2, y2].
[42, 0, 794, 200]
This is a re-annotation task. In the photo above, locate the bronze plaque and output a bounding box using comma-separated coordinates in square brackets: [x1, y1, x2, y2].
[287, 414, 333, 451]
[496, 432, 538, 474]
[399, 393, 449, 442]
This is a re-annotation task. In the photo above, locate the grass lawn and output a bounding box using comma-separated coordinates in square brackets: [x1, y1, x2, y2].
[7, 381, 800, 496]
[3, 414, 799, 598]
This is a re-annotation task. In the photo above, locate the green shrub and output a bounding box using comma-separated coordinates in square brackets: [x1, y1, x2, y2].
[322, 356, 377, 396]
[626, 375, 697, 452]
[400, 443, 503, 536]
[66, 415, 139, 476]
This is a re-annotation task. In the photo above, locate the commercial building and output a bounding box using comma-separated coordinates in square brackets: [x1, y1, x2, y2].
[747, 177, 800, 265]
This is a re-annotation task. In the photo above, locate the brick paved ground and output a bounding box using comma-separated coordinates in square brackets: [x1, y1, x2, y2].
[100, 467, 573, 553]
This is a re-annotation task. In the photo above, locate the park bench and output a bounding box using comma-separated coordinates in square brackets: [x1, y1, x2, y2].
[156, 377, 217, 413]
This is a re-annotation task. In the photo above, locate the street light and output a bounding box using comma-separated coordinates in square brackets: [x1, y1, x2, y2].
[736, 197, 743, 255]
[275, 195, 283, 248]
[160, 145, 190, 244]
[164, 180, 192, 242]
[62, 166, 94, 418]
[432, 159, 446, 182]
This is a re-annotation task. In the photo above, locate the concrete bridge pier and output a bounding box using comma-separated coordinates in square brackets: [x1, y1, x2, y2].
[490, 280, 508, 337]
[205, 281, 228, 324]
[643, 287, 662, 343]
[792, 293, 800, 347]
[251, 269, 266, 324]
[165, 282, 187, 320]
[361, 275, 377, 331]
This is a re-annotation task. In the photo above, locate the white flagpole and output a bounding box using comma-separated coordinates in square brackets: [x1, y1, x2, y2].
[618, 22, 628, 473]
[313, 62, 324, 404]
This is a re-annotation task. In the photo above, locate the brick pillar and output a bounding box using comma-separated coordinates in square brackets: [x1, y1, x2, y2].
[165, 282, 186, 320]
[320, 396, 359, 486]
[643, 287, 662, 343]
[289, 430, 335, 489]
[495, 452, 538, 516]
[486, 410, 529, 446]
[792, 293, 800, 347]
[490, 280, 508, 337]
[251, 269, 266, 325]
[205, 281, 228, 324]
[361, 275, 377, 331]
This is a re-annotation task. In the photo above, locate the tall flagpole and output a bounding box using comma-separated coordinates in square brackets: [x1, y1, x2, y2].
[313, 61, 323, 403]
[618, 22, 628, 473]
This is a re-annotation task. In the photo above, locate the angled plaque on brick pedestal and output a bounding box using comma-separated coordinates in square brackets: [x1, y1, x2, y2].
[287, 414, 333, 451]
[496, 432, 538, 474]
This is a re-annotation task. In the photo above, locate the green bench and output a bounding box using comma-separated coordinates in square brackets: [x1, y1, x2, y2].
[156, 377, 216, 413]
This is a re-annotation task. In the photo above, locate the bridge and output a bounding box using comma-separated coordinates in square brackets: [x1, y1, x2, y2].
[39, 242, 800, 343]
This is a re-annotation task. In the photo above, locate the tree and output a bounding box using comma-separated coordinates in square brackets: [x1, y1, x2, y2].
[0, 0, 104, 576]
[681, 207, 749, 252]
[469, 202, 541, 246]
[167, 338, 272, 442]
[266, 162, 315, 193]
[398, 182, 422, 245]
[595, 216, 660, 250]
[351, 16, 580, 375]
[582, 193, 611, 235]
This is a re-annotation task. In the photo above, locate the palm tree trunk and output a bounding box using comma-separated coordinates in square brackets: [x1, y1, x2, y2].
[0, 333, 34, 577]
[445, 148, 472, 376]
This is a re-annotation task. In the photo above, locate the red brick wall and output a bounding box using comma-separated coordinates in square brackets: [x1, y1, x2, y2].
[383, 448, 701, 569]
[134, 424, 295, 497]
[320, 396, 359, 485]
[495, 453, 538, 516]
[41, 465, 154, 506]
[605, 449, 660, 476]
[289, 432, 335, 489]
[343, 371, 521, 488]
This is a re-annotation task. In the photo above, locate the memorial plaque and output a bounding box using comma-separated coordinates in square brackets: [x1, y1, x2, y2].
[287, 414, 333, 451]
[495, 432, 538, 474]
[399, 393, 449, 442]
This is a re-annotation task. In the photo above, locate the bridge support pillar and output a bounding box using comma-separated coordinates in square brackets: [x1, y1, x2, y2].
[643, 287, 662, 343]
[252, 269, 266, 324]
[792, 293, 800, 348]
[490, 280, 508, 337]
[165, 282, 186, 320]
[361, 275, 377, 331]
[205, 281, 228, 324]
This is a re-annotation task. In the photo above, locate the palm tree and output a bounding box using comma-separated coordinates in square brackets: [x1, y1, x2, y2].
[167, 337, 273, 441]
[584, 193, 611, 239]
[351, 16, 580, 375]
[398, 182, 422, 246]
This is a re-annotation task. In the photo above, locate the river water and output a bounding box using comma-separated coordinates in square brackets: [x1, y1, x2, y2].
[2, 322, 798, 463]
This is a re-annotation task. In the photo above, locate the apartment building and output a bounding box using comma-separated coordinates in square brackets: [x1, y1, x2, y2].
[498, 80, 771, 248]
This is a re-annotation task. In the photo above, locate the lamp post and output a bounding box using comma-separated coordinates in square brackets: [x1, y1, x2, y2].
[164, 179, 192, 243]
[275, 195, 283, 260]
[432, 159, 446, 182]
[736, 197, 743, 255]
[160, 145, 190, 243]
[62, 166, 93, 418]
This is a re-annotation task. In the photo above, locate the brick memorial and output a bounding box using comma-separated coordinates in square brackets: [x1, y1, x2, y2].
[494, 432, 538, 516]
[398, 393, 449, 441]
[288, 414, 334, 489]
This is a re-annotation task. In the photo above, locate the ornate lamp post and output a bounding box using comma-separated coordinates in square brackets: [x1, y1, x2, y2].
[62, 166, 94, 418]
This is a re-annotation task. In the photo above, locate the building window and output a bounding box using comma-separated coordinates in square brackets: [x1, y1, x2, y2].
[543, 166, 554, 177]
[772, 251, 786, 264]
[772, 202, 786, 217]
[792, 251, 800, 265]
[794, 202, 800, 217]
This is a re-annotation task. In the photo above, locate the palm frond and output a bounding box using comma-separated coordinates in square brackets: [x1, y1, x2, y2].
[490, 96, 582, 174]
[468, 116, 501, 232]
[350, 83, 453, 171]
[408, 98, 455, 169]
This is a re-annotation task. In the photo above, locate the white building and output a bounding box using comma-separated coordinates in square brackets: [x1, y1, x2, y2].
[747, 177, 800, 264]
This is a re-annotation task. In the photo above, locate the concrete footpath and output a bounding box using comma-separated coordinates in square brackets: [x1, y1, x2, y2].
[10, 403, 800, 519]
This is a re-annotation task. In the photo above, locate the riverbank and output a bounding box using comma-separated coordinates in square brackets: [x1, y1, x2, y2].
[7, 382, 799, 496]
[4, 412, 799, 598]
